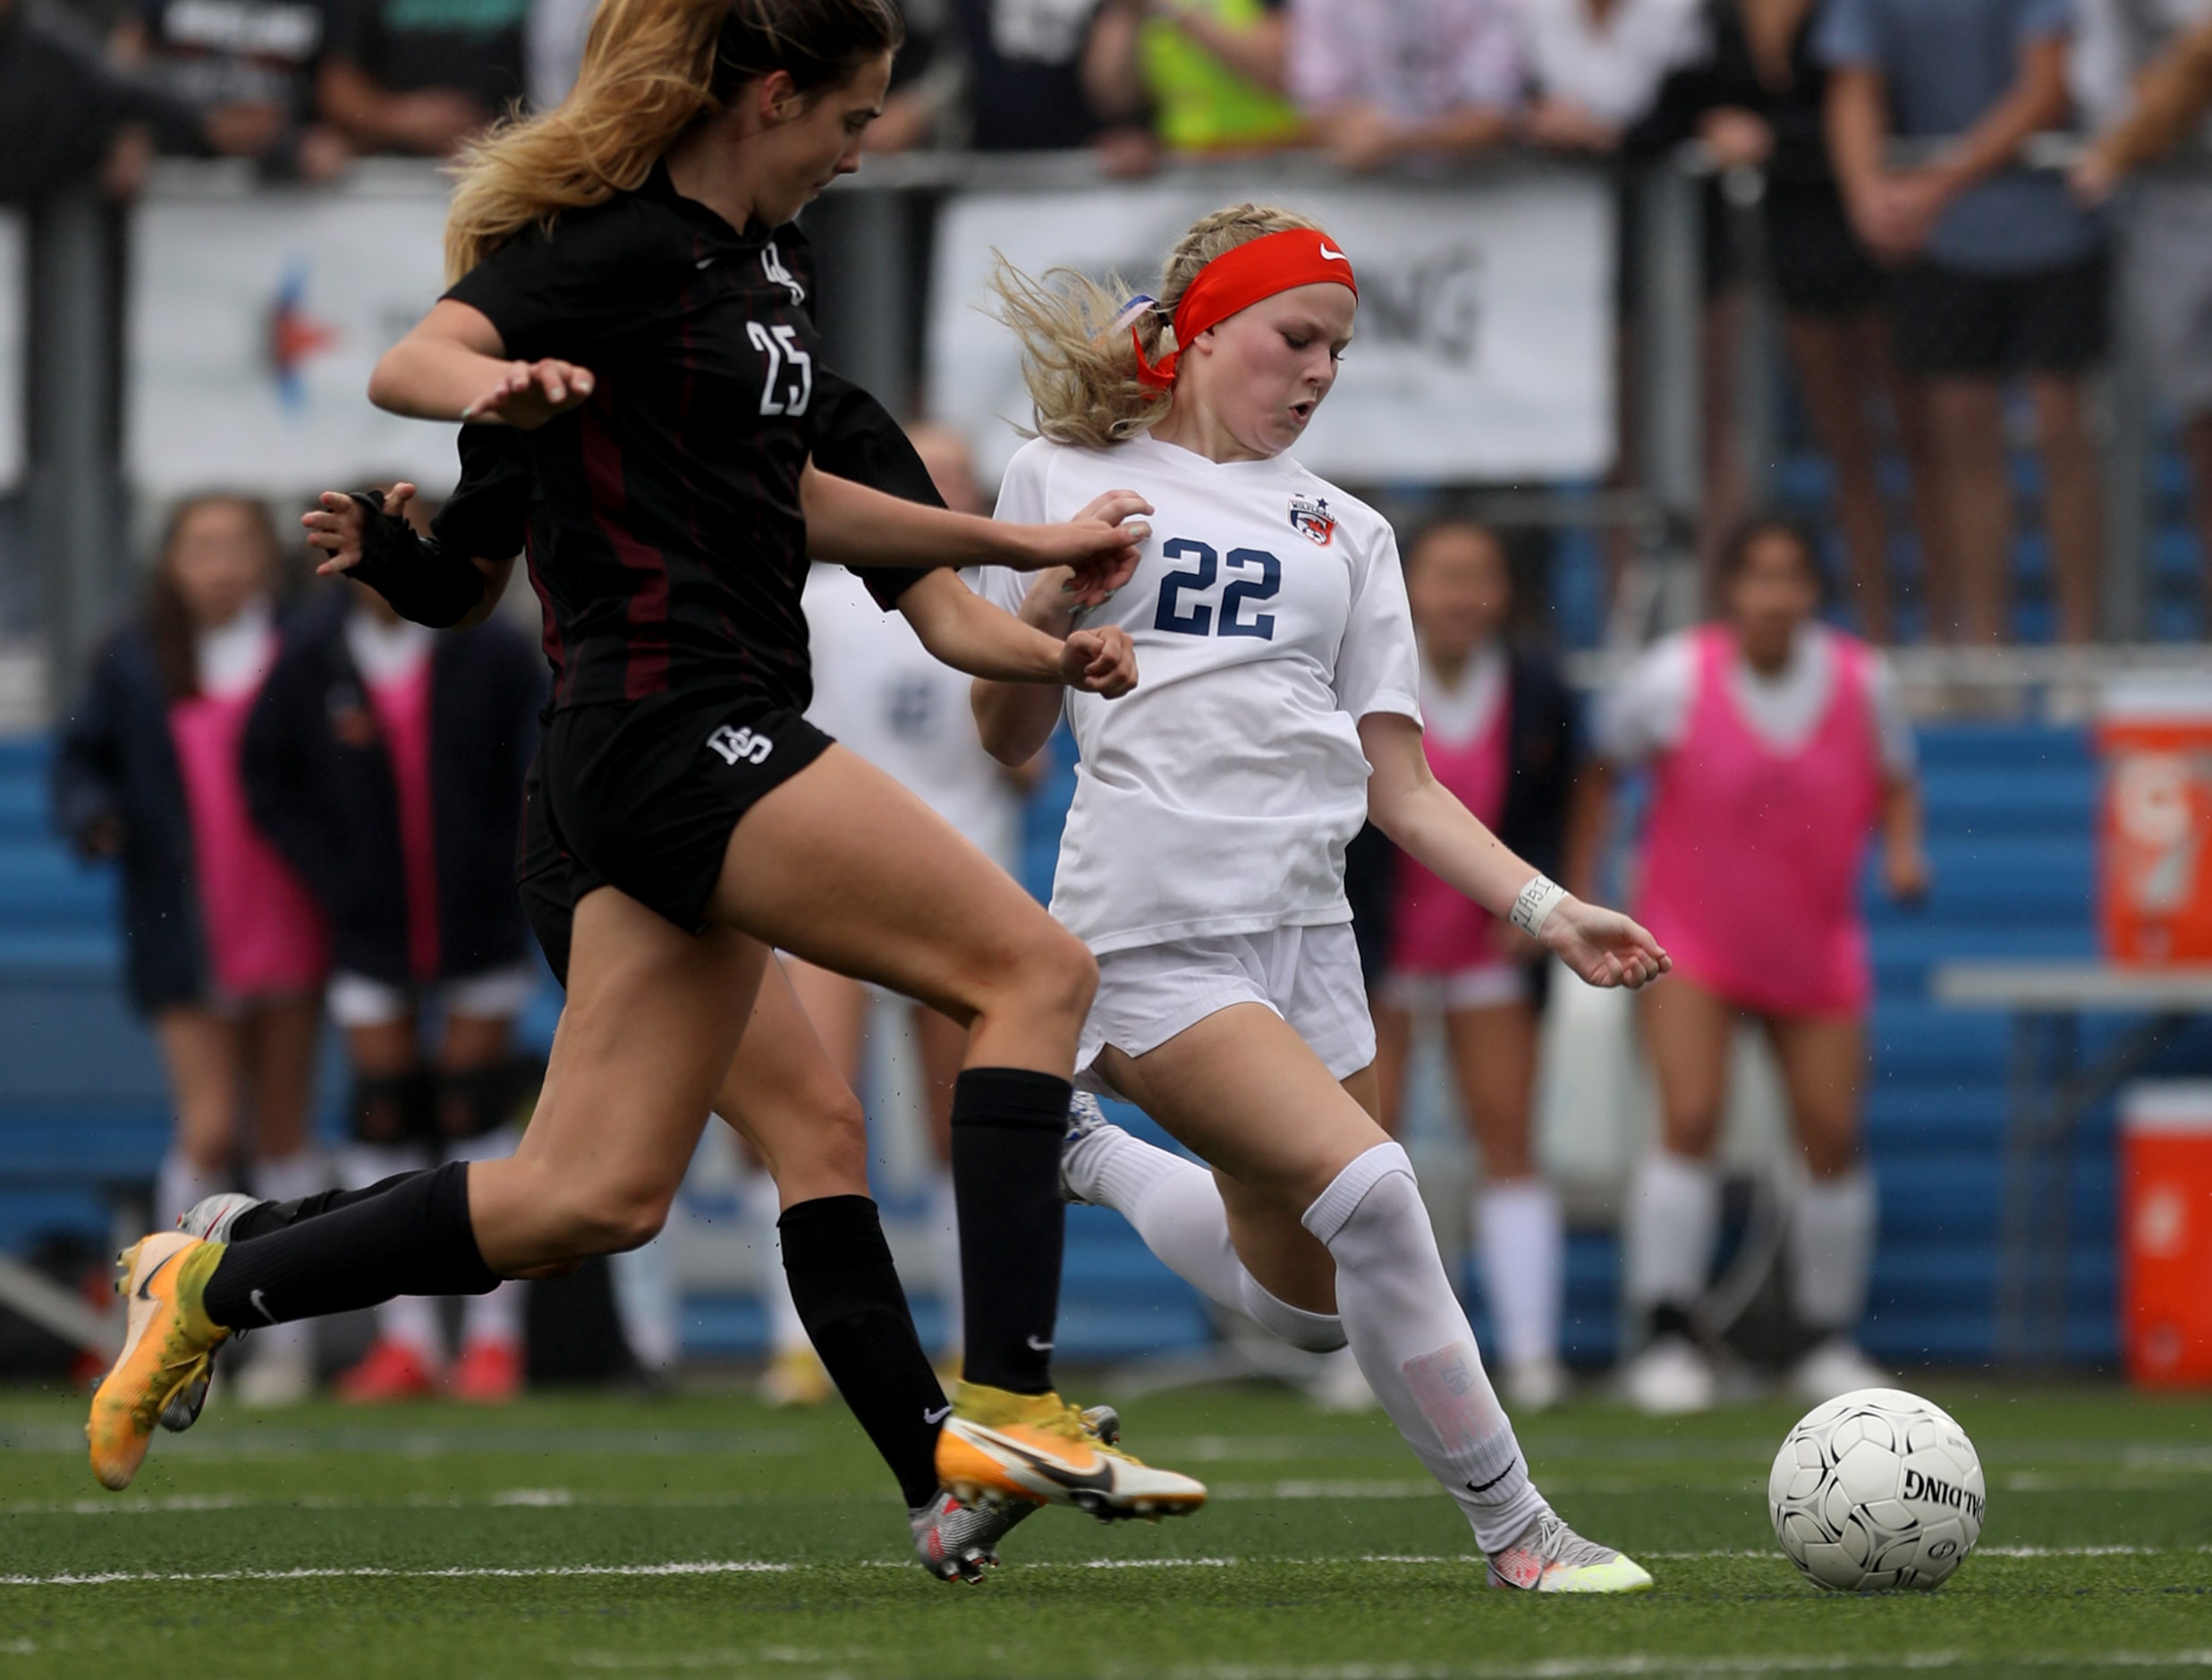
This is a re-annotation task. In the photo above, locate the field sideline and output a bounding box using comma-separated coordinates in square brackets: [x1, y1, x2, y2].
[2, 1381, 2208, 1678]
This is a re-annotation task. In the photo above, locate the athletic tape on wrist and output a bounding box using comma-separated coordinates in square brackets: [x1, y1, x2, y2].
[1509, 874, 1569, 938]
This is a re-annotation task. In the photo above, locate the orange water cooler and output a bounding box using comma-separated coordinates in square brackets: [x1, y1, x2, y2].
[2121, 1082, 2212, 1388]
[2099, 680, 2212, 963]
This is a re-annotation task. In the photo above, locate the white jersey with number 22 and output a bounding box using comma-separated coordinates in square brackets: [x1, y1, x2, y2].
[979, 433, 1422, 957]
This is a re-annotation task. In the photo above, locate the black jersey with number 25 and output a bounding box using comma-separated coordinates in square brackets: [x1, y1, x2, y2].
[445, 163, 829, 715]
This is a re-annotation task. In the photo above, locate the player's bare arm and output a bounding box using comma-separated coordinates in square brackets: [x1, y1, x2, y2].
[1360, 711, 1669, 990]
[895, 570, 1138, 697]
[969, 564, 1105, 765]
[369, 299, 596, 427]
[803, 469, 1149, 599]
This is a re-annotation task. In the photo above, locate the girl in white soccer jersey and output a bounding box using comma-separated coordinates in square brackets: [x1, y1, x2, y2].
[972, 203, 1667, 1593]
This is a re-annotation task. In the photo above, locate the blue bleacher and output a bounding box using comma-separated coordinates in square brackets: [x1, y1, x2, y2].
[0, 712, 2158, 1370]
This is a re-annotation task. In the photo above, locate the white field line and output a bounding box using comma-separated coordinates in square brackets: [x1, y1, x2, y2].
[1151, 1657, 2212, 1680]
[3, 1547, 2204, 1589]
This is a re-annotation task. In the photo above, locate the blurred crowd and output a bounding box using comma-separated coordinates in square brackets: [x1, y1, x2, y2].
[6, 3, 2212, 645]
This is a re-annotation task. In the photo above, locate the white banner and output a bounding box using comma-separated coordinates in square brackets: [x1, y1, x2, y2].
[0, 210, 22, 491]
[127, 178, 460, 498]
[926, 174, 1615, 486]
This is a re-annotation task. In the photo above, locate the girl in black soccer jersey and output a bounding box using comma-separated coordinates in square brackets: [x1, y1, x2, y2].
[200, 374, 1138, 1579]
[89, 0, 1205, 1526]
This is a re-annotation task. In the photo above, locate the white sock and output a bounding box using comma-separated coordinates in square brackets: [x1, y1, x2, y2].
[741, 1173, 809, 1357]
[1789, 1167, 1877, 1336]
[1238, 1270, 1347, 1353]
[1304, 1142, 1546, 1554]
[156, 1150, 227, 1229]
[1477, 1179, 1563, 1371]
[925, 1170, 962, 1358]
[610, 1235, 681, 1371]
[1624, 1150, 1720, 1315]
[1070, 1118, 1348, 1346]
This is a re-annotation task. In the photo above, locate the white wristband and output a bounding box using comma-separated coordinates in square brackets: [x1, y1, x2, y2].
[1509, 874, 1569, 938]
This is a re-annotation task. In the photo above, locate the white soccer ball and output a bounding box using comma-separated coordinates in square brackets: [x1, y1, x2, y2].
[1767, 1387, 1984, 1591]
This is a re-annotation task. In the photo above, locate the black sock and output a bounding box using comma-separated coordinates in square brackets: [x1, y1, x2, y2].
[779, 1195, 945, 1510]
[949, 1067, 1071, 1396]
[201, 1160, 499, 1330]
[228, 1172, 424, 1242]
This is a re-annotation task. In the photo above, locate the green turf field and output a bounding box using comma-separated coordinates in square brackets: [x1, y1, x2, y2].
[1, 1379, 2208, 1678]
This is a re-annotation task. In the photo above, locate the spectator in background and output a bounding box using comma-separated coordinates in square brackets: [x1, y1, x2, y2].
[1821, 0, 2106, 645]
[317, 0, 525, 156]
[242, 521, 544, 1404]
[1510, 0, 1728, 594]
[51, 494, 327, 1405]
[1287, 0, 1520, 172]
[1580, 517, 1926, 1414]
[2074, 0, 2212, 625]
[110, 0, 351, 179]
[865, 0, 962, 152]
[1081, 0, 1304, 156]
[0, 0, 189, 199]
[1510, 0, 1708, 154]
[1645, 0, 1946, 642]
[945, 0, 1108, 150]
[1364, 518, 1582, 1415]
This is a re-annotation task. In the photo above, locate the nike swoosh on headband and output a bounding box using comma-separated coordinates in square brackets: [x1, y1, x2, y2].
[1318, 244, 1349, 263]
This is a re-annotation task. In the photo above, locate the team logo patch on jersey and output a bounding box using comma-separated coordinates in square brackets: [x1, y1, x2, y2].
[1288, 493, 1336, 547]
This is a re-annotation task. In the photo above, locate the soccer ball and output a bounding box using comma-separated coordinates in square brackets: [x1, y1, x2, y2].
[1767, 1387, 1985, 1591]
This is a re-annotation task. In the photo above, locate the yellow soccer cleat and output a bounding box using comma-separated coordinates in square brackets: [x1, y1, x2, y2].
[1487, 1511, 1655, 1593]
[934, 1381, 1208, 1522]
[88, 1233, 230, 1491]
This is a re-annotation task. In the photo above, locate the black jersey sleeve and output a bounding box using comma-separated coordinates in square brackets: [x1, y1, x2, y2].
[806, 368, 945, 611]
[443, 201, 665, 362]
[431, 424, 530, 561]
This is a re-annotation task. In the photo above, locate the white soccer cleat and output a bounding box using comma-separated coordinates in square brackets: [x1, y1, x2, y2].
[177, 1192, 268, 1245]
[1487, 1511, 1654, 1593]
[1059, 1090, 1115, 1204]
[1789, 1336, 1888, 1404]
[1622, 1335, 1716, 1415]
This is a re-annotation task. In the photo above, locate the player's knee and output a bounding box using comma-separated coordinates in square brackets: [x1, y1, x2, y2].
[1008, 921, 1097, 1027]
[562, 1180, 674, 1255]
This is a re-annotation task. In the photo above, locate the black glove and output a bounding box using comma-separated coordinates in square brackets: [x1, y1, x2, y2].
[343, 493, 491, 629]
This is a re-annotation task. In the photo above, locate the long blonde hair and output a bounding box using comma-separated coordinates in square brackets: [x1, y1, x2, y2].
[445, 0, 903, 283]
[989, 202, 1322, 451]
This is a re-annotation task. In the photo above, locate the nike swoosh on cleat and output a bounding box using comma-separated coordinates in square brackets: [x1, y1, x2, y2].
[984, 1431, 1115, 1497]
[134, 1251, 178, 1302]
[1318, 243, 1349, 263]
[1025, 1336, 1054, 1353]
[924, 1404, 953, 1426]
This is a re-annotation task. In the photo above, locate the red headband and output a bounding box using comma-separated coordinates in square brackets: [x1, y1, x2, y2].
[1131, 228, 1359, 392]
